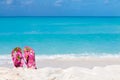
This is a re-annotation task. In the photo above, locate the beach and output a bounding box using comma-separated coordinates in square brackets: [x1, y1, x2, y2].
[1, 56, 120, 80]
[0, 17, 120, 80]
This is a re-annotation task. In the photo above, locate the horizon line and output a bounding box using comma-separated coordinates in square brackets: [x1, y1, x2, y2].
[0, 16, 120, 18]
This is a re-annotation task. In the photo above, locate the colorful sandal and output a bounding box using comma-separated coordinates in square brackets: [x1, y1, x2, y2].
[11, 47, 24, 67]
[24, 46, 37, 69]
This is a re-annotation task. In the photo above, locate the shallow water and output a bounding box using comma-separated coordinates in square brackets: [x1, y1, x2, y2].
[0, 17, 120, 57]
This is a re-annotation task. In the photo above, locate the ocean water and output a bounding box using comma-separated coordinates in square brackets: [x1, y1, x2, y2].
[0, 17, 120, 58]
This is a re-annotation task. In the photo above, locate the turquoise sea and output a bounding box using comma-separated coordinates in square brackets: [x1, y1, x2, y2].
[0, 17, 120, 57]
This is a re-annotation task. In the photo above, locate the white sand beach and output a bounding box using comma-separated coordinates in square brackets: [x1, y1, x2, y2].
[1, 56, 120, 80]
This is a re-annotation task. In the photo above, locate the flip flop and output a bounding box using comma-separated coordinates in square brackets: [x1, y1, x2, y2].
[24, 46, 37, 69]
[11, 47, 24, 67]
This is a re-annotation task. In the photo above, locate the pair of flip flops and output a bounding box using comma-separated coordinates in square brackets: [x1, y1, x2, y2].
[11, 46, 37, 69]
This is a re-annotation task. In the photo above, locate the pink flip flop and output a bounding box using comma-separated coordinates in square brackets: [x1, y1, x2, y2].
[11, 47, 24, 68]
[24, 46, 37, 69]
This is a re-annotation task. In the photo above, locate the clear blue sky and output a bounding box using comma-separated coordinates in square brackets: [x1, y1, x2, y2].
[0, 0, 120, 16]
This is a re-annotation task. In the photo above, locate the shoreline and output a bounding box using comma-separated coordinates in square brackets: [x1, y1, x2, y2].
[1, 55, 120, 68]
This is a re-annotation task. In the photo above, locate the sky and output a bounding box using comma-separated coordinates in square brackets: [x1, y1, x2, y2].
[0, 0, 120, 16]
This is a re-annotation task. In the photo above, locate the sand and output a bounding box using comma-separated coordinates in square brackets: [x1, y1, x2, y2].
[0, 65, 120, 80]
[0, 56, 120, 80]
